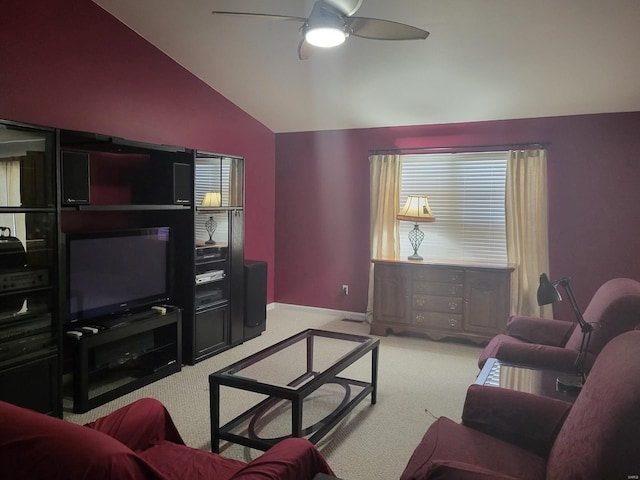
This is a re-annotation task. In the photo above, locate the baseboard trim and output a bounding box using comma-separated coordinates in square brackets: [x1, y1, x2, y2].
[268, 302, 366, 322]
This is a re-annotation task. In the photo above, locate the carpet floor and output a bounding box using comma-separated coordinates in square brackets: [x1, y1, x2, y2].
[65, 305, 483, 480]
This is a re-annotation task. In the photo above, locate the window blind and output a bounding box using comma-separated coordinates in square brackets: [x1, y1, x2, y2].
[400, 152, 508, 264]
[194, 159, 231, 244]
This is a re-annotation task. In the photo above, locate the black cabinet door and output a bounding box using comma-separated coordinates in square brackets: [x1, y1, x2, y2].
[0, 355, 59, 415]
[195, 304, 229, 360]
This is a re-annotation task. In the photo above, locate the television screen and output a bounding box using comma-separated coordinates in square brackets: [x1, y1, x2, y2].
[66, 227, 171, 324]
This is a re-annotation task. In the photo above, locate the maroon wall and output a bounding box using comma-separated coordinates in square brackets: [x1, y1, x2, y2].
[1, 0, 276, 302]
[4, 0, 639, 319]
[275, 113, 640, 319]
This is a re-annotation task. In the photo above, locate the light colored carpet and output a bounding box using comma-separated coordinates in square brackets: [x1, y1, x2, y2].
[65, 305, 483, 480]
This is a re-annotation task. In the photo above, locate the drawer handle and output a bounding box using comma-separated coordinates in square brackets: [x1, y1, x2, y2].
[415, 314, 425, 324]
[448, 301, 458, 310]
[416, 297, 425, 306]
[448, 318, 457, 327]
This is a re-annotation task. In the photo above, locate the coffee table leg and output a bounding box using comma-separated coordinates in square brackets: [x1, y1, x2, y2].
[307, 335, 314, 375]
[292, 397, 303, 438]
[210, 382, 220, 453]
[371, 345, 378, 404]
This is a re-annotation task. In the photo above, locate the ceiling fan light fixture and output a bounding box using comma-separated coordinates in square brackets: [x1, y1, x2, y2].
[305, 26, 347, 47]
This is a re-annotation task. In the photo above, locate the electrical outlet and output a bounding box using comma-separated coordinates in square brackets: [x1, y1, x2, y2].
[342, 284, 349, 296]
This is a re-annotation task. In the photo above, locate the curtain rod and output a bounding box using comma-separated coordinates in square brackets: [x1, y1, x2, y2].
[369, 141, 550, 156]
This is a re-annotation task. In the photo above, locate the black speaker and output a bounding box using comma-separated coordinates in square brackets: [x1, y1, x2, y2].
[61, 151, 90, 205]
[172, 163, 191, 205]
[244, 260, 267, 340]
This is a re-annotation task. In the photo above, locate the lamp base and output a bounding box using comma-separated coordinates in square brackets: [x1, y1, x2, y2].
[205, 239, 216, 245]
[556, 373, 585, 393]
[408, 253, 423, 261]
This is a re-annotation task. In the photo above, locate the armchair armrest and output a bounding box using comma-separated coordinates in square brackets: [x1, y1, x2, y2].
[507, 315, 576, 346]
[230, 438, 334, 480]
[461, 384, 572, 458]
[489, 342, 583, 372]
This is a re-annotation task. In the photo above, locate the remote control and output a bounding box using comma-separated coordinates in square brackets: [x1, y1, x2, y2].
[66, 331, 83, 339]
[80, 326, 99, 334]
[151, 306, 167, 314]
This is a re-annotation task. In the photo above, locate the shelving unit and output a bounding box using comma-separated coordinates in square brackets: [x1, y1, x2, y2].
[1, 118, 250, 412]
[181, 152, 245, 364]
[192, 243, 229, 361]
[0, 120, 61, 416]
[58, 129, 194, 412]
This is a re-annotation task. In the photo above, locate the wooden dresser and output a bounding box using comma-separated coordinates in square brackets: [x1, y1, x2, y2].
[371, 259, 513, 345]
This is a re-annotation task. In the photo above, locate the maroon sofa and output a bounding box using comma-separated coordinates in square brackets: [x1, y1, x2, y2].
[401, 329, 640, 479]
[0, 397, 335, 480]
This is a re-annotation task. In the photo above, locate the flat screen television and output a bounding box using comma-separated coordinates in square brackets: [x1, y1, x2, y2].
[66, 227, 172, 325]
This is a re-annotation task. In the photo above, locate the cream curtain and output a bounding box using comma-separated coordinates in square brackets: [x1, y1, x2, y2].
[506, 149, 553, 318]
[366, 154, 402, 323]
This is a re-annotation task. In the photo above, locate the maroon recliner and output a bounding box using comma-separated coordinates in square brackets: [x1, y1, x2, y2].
[0, 397, 335, 480]
[478, 277, 640, 373]
[401, 329, 640, 479]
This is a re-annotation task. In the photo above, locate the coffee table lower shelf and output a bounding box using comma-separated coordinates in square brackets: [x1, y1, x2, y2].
[215, 376, 374, 452]
[209, 328, 379, 453]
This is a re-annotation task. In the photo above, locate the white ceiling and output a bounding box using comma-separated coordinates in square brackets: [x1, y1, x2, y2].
[92, 0, 640, 133]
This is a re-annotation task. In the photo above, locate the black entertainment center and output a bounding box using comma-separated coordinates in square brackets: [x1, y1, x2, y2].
[0, 119, 263, 416]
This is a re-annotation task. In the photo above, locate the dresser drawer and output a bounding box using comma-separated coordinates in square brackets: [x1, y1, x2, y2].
[413, 294, 463, 314]
[414, 281, 463, 297]
[413, 268, 464, 283]
[413, 311, 463, 331]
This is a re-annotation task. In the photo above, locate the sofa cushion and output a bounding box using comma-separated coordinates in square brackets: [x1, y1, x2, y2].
[400, 417, 546, 480]
[139, 441, 246, 480]
[0, 400, 166, 480]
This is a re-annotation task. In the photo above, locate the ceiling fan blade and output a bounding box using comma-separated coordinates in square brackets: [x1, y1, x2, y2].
[298, 38, 314, 60]
[322, 0, 363, 16]
[211, 11, 305, 22]
[347, 17, 429, 40]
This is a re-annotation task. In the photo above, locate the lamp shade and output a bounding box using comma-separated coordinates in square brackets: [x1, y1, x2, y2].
[537, 273, 562, 305]
[201, 192, 221, 208]
[397, 195, 436, 223]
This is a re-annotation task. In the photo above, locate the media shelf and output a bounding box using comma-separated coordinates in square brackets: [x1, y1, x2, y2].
[187, 244, 230, 363]
[64, 307, 182, 413]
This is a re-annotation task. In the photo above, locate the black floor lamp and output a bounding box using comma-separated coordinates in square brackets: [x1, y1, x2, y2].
[537, 273, 595, 391]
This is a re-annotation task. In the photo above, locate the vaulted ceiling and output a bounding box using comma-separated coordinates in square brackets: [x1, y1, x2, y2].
[92, 0, 640, 133]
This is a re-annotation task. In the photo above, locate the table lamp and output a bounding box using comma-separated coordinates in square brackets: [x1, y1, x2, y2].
[397, 195, 435, 260]
[201, 192, 221, 244]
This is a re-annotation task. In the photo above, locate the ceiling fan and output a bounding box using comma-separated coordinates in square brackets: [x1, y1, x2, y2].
[211, 0, 429, 60]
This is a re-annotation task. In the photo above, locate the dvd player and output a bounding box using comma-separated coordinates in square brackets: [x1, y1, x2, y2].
[0, 268, 49, 293]
[195, 270, 225, 284]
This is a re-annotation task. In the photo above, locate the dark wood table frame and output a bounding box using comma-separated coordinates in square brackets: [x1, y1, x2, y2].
[209, 329, 379, 452]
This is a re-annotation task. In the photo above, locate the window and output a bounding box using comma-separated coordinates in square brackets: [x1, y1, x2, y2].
[400, 152, 508, 264]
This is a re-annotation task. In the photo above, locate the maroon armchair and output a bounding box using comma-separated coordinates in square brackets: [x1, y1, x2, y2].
[0, 397, 334, 480]
[401, 329, 640, 479]
[478, 277, 640, 373]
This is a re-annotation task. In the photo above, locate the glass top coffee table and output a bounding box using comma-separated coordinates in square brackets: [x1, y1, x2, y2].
[209, 328, 379, 452]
